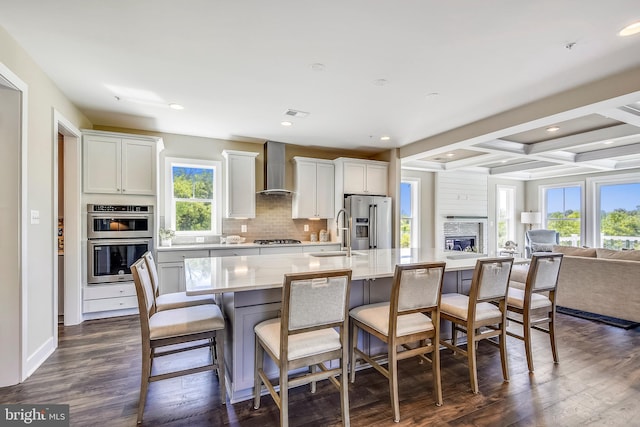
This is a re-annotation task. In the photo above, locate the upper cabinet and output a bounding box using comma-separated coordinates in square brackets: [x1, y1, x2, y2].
[334, 158, 388, 196]
[83, 131, 160, 195]
[222, 150, 259, 218]
[292, 157, 335, 219]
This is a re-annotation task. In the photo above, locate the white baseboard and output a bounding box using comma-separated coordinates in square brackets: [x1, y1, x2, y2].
[24, 336, 56, 381]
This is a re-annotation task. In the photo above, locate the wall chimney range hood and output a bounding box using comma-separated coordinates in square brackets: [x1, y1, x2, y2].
[258, 141, 292, 195]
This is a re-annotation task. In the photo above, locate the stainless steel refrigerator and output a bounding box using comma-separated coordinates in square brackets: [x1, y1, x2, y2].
[344, 195, 392, 250]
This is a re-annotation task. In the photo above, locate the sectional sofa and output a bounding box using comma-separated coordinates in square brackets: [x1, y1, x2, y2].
[509, 246, 640, 324]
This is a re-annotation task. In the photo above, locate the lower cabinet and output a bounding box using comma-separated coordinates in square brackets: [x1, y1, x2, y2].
[83, 283, 138, 314]
[156, 249, 209, 294]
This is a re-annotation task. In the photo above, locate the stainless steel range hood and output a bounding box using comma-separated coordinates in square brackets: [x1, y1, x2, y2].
[258, 141, 292, 195]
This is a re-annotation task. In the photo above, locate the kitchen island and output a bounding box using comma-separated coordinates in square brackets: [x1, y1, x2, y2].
[184, 248, 522, 403]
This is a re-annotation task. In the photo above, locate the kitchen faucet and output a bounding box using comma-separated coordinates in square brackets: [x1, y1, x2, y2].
[335, 208, 352, 257]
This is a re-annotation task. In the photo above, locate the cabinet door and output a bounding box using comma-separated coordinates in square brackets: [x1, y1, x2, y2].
[292, 161, 317, 218]
[225, 151, 257, 218]
[157, 262, 185, 294]
[315, 162, 335, 218]
[121, 138, 155, 195]
[343, 162, 366, 194]
[365, 164, 388, 196]
[83, 135, 121, 193]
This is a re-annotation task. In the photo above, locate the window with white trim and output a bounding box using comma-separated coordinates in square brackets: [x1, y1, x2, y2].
[542, 184, 582, 246]
[400, 179, 419, 249]
[595, 179, 640, 250]
[164, 157, 222, 235]
[496, 185, 515, 248]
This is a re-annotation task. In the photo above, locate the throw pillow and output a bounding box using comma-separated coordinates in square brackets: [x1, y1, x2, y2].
[596, 248, 640, 261]
[531, 243, 554, 252]
[551, 245, 597, 257]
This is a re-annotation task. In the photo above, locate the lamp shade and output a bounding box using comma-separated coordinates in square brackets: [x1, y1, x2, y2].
[520, 211, 541, 225]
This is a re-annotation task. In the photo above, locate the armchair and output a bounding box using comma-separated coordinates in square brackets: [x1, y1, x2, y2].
[525, 229, 559, 257]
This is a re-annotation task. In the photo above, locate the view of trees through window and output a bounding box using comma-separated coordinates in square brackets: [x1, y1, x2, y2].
[599, 182, 640, 250]
[545, 186, 581, 246]
[400, 182, 411, 248]
[497, 186, 515, 248]
[172, 166, 214, 232]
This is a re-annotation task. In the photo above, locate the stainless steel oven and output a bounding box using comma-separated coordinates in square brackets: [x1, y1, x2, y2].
[87, 204, 154, 284]
[88, 238, 152, 284]
[87, 204, 153, 239]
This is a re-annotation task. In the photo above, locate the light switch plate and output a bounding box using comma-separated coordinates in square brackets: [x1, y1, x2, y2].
[30, 210, 40, 224]
[196, 236, 205, 243]
[241, 224, 247, 233]
[304, 224, 309, 232]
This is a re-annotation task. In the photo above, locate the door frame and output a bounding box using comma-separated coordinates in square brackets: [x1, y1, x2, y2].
[52, 110, 83, 330]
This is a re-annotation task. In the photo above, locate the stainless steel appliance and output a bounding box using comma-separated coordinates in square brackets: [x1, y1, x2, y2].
[87, 204, 154, 284]
[344, 195, 392, 250]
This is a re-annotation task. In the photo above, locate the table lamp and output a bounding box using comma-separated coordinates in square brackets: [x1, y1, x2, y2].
[521, 211, 542, 231]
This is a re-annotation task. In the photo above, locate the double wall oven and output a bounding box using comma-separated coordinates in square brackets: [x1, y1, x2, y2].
[87, 204, 154, 284]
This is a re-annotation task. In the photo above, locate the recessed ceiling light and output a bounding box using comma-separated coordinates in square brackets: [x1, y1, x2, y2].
[603, 140, 615, 145]
[310, 63, 325, 71]
[380, 136, 391, 141]
[446, 153, 455, 157]
[169, 103, 184, 110]
[546, 126, 560, 133]
[281, 121, 292, 127]
[618, 20, 640, 36]
[425, 92, 440, 97]
[501, 159, 508, 163]
[373, 79, 389, 86]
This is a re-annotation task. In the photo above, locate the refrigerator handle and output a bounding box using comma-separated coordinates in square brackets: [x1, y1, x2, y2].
[368, 204, 374, 249]
[372, 204, 378, 248]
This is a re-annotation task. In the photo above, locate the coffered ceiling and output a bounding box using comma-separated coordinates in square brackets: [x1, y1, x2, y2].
[1, 1, 640, 179]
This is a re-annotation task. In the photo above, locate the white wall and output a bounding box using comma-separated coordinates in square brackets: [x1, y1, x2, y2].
[0, 25, 92, 384]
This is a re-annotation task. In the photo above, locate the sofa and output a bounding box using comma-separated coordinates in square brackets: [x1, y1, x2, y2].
[510, 246, 640, 323]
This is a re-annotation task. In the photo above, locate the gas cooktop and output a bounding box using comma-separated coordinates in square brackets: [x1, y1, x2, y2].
[253, 239, 302, 245]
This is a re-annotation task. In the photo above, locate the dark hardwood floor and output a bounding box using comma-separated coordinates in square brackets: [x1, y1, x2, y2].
[1, 313, 639, 427]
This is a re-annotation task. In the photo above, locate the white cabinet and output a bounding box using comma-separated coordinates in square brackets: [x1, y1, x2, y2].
[336, 158, 388, 196]
[83, 282, 138, 313]
[83, 132, 158, 195]
[292, 157, 334, 219]
[156, 249, 209, 294]
[222, 150, 259, 218]
[210, 247, 260, 257]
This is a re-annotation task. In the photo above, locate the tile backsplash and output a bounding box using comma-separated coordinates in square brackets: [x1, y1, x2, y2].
[169, 193, 329, 245]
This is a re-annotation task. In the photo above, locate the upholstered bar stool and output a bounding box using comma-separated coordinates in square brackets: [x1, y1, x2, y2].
[253, 269, 352, 427]
[439, 257, 514, 394]
[506, 253, 563, 372]
[131, 258, 225, 424]
[143, 251, 215, 311]
[349, 262, 446, 422]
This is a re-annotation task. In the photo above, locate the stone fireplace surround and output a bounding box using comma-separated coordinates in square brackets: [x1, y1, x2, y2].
[442, 217, 487, 254]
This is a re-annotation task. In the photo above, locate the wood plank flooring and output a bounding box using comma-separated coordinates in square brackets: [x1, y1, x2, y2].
[1, 313, 639, 426]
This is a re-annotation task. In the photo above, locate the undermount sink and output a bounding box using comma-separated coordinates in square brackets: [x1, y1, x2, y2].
[309, 251, 366, 257]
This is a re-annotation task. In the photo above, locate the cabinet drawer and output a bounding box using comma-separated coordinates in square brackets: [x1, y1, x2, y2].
[210, 248, 260, 257]
[156, 250, 210, 263]
[302, 244, 341, 253]
[83, 296, 138, 313]
[259, 246, 302, 255]
[84, 283, 136, 300]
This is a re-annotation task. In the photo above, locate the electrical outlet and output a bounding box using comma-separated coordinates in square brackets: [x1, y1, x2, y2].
[304, 224, 309, 232]
[30, 210, 40, 224]
[196, 236, 205, 243]
[241, 224, 247, 233]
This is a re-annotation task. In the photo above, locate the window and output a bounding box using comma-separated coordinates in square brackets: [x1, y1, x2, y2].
[164, 157, 222, 235]
[400, 179, 419, 249]
[496, 185, 515, 248]
[543, 185, 582, 246]
[597, 181, 640, 250]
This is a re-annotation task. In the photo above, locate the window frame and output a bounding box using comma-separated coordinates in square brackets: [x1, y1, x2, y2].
[400, 178, 420, 249]
[587, 173, 640, 249]
[539, 182, 585, 247]
[163, 156, 222, 236]
[496, 184, 516, 249]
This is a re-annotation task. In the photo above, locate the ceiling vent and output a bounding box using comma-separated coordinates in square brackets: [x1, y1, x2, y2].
[284, 109, 310, 118]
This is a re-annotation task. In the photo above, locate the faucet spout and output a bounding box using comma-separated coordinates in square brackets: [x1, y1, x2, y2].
[335, 208, 352, 257]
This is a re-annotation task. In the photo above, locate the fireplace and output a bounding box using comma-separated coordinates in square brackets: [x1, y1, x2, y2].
[445, 236, 477, 252]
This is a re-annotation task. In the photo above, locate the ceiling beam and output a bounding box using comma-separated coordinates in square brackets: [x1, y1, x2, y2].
[602, 107, 640, 128]
[575, 141, 640, 162]
[526, 124, 640, 154]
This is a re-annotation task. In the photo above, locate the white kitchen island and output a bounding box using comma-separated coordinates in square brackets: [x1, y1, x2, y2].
[184, 248, 520, 403]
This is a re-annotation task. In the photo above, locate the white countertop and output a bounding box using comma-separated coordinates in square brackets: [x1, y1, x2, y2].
[185, 248, 526, 295]
[157, 241, 338, 251]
